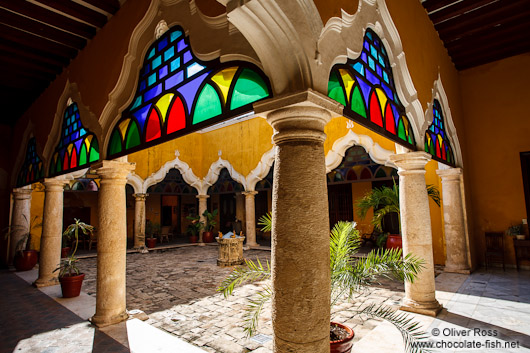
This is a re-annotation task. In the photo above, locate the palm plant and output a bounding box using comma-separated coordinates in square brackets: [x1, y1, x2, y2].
[3, 215, 42, 254]
[202, 209, 218, 232]
[55, 219, 94, 277]
[218, 220, 430, 353]
[356, 181, 440, 232]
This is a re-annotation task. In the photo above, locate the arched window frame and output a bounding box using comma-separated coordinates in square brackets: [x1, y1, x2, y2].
[424, 99, 455, 166]
[17, 137, 44, 187]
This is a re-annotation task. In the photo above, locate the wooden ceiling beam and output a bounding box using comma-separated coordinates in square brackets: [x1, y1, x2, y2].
[0, 0, 96, 38]
[0, 65, 57, 83]
[422, 0, 460, 13]
[455, 42, 530, 70]
[0, 40, 69, 68]
[80, 0, 120, 15]
[0, 55, 63, 76]
[429, 0, 497, 25]
[450, 37, 530, 61]
[0, 73, 49, 90]
[0, 8, 87, 50]
[34, 0, 107, 28]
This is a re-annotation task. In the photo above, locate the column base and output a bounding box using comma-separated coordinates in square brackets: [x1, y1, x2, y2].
[400, 299, 442, 317]
[33, 277, 59, 288]
[246, 242, 259, 248]
[198, 242, 206, 247]
[444, 266, 471, 275]
[133, 246, 149, 254]
[90, 311, 129, 328]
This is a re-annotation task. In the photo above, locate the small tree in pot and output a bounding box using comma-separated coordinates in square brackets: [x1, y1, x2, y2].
[202, 209, 218, 243]
[54, 219, 93, 298]
[186, 215, 203, 243]
[3, 215, 42, 271]
[145, 220, 161, 248]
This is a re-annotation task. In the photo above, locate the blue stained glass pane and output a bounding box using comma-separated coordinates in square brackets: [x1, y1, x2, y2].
[441, 131, 445, 138]
[131, 96, 142, 110]
[73, 122, 78, 130]
[392, 104, 400, 124]
[434, 127, 439, 134]
[164, 47, 174, 61]
[366, 31, 373, 40]
[382, 46, 387, 56]
[170, 58, 181, 72]
[378, 55, 385, 67]
[148, 73, 157, 86]
[73, 131, 79, 139]
[183, 51, 192, 64]
[140, 80, 146, 92]
[142, 64, 150, 77]
[370, 45, 378, 58]
[152, 55, 162, 69]
[376, 65, 382, 77]
[356, 77, 371, 105]
[366, 70, 380, 85]
[177, 71, 209, 115]
[79, 128, 86, 136]
[73, 105, 78, 112]
[361, 52, 367, 63]
[165, 71, 184, 90]
[177, 39, 187, 52]
[383, 71, 389, 83]
[75, 139, 82, 152]
[368, 57, 375, 70]
[159, 66, 168, 79]
[430, 126, 435, 132]
[170, 30, 182, 42]
[158, 37, 168, 51]
[148, 48, 155, 59]
[186, 62, 205, 77]
[144, 83, 162, 102]
[381, 83, 393, 100]
[353, 62, 364, 75]
[364, 41, 369, 51]
[133, 104, 152, 130]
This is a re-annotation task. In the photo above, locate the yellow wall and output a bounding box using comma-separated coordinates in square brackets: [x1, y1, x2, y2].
[351, 181, 373, 235]
[459, 54, 530, 266]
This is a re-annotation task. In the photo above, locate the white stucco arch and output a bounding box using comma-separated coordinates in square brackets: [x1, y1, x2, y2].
[142, 151, 202, 194]
[245, 147, 276, 191]
[126, 173, 145, 194]
[203, 155, 247, 195]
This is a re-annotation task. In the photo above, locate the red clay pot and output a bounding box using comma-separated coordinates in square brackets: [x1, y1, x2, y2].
[330, 322, 355, 353]
[386, 234, 402, 250]
[146, 237, 157, 248]
[61, 247, 71, 258]
[14, 250, 39, 271]
[59, 273, 85, 298]
[202, 231, 214, 243]
[189, 235, 198, 243]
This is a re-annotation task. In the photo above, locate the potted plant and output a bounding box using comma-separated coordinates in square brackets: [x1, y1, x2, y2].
[54, 218, 93, 298]
[186, 215, 203, 243]
[3, 215, 42, 271]
[145, 221, 160, 248]
[506, 224, 525, 240]
[356, 181, 440, 249]
[61, 230, 72, 258]
[202, 209, 218, 243]
[218, 220, 429, 353]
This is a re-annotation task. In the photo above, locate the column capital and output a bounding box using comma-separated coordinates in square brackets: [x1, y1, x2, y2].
[242, 190, 258, 197]
[436, 167, 463, 180]
[93, 160, 135, 180]
[389, 151, 431, 172]
[12, 187, 32, 200]
[133, 193, 148, 201]
[43, 178, 69, 191]
[196, 194, 210, 201]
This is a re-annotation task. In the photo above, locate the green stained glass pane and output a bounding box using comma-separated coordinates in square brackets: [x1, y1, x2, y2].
[375, 168, 387, 178]
[351, 86, 367, 118]
[193, 83, 222, 124]
[327, 71, 346, 106]
[131, 96, 142, 110]
[89, 139, 100, 162]
[407, 130, 413, 144]
[49, 161, 55, 175]
[79, 143, 87, 165]
[148, 73, 157, 86]
[109, 130, 122, 155]
[55, 158, 62, 173]
[230, 68, 269, 110]
[152, 55, 162, 69]
[424, 140, 429, 154]
[429, 139, 435, 155]
[125, 121, 141, 149]
[397, 119, 406, 140]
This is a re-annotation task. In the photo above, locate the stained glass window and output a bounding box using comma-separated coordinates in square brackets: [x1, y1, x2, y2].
[108, 25, 271, 158]
[328, 28, 415, 149]
[49, 102, 100, 176]
[17, 137, 44, 187]
[208, 168, 243, 194]
[425, 99, 455, 165]
[146, 168, 197, 194]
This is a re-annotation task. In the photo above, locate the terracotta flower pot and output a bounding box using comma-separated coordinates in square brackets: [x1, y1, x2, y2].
[14, 250, 39, 271]
[202, 231, 214, 243]
[386, 234, 402, 250]
[59, 273, 85, 298]
[146, 237, 157, 248]
[330, 322, 355, 353]
[189, 235, 198, 243]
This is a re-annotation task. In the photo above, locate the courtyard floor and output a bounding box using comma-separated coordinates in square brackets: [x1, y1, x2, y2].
[2, 244, 530, 353]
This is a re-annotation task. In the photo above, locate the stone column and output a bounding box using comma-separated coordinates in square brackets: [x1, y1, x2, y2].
[437, 168, 470, 274]
[9, 187, 32, 265]
[267, 103, 331, 353]
[390, 152, 442, 316]
[133, 193, 148, 253]
[34, 179, 68, 287]
[196, 195, 209, 243]
[235, 193, 245, 225]
[242, 191, 258, 247]
[91, 160, 135, 328]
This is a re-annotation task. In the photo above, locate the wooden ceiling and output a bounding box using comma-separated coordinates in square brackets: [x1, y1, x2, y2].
[422, 0, 530, 71]
[0, 0, 121, 126]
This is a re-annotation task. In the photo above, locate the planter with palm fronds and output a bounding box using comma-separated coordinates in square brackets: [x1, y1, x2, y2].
[3, 215, 42, 271]
[202, 209, 218, 243]
[356, 182, 440, 249]
[186, 215, 203, 243]
[218, 220, 430, 353]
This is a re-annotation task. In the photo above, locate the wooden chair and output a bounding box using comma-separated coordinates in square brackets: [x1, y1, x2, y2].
[159, 226, 171, 243]
[88, 230, 97, 251]
[484, 232, 505, 271]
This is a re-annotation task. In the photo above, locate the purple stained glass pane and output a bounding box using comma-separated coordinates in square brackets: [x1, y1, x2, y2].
[73, 131, 79, 140]
[361, 52, 367, 63]
[392, 104, 400, 125]
[159, 65, 168, 79]
[158, 37, 168, 51]
[381, 83, 393, 101]
[434, 126, 439, 134]
[165, 71, 184, 90]
[133, 104, 152, 131]
[144, 83, 162, 102]
[183, 51, 192, 64]
[140, 81, 146, 92]
[356, 76, 372, 105]
[365, 70, 380, 85]
[177, 71, 209, 115]
[376, 65, 382, 77]
[177, 39, 187, 53]
[364, 40, 369, 50]
[75, 139, 82, 152]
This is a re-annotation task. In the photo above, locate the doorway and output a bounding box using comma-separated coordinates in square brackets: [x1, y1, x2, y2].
[521, 152, 530, 224]
[328, 183, 354, 227]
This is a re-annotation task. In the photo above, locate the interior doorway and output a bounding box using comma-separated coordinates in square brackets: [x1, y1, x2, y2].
[521, 152, 530, 224]
[328, 183, 354, 227]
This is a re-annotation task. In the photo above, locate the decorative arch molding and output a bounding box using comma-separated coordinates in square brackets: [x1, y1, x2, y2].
[319, 0, 424, 149]
[246, 147, 276, 191]
[203, 154, 247, 194]
[126, 172, 145, 194]
[100, 0, 261, 159]
[325, 127, 396, 172]
[143, 151, 202, 194]
[421, 73, 463, 167]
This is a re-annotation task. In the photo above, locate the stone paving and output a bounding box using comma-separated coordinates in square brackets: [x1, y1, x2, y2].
[77, 245, 408, 353]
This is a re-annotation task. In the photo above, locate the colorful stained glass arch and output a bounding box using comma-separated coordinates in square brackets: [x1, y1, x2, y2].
[108, 25, 271, 158]
[17, 137, 44, 187]
[49, 102, 100, 176]
[327, 28, 415, 149]
[425, 99, 455, 165]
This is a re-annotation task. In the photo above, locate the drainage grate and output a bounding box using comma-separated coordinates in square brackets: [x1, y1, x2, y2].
[251, 334, 273, 344]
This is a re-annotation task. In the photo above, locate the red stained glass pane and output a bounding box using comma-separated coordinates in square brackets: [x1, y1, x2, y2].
[70, 148, 77, 169]
[369, 92, 383, 127]
[360, 168, 372, 179]
[63, 153, 69, 172]
[346, 169, 357, 180]
[146, 108, 162, 142]
[442, 142, 447, 160]
[384, 103, 395, 134]
[435, 140, 441, 158]
[167, 96, 186, 134]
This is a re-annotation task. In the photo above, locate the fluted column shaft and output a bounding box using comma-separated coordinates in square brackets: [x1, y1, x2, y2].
[390, 152, 441, 316]
[9, 188, 32, 264]
[35, 179, 68, 287]
[197, 195, 209, 243]
[133, 193, 148, 252]
[437, 168, 470, 274]
[91, 160, 135, 328]
[242, 191, 258, 247]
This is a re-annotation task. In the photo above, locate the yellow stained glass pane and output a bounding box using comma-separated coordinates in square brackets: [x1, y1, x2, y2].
[119, 119, 131, 140]
[375, 88, 387, 116]
[437, 134, 443, 146]
[84, 135, 93, 151]
[156, 93, 174, 123]
[426, 134, 431, 144]
[403, 117, 410, 136]
[338, 68, 355, 104]
[212, 67, 237, 104]
[53, 152, 58, 163]
[28, 164, 33, 172]
[67, 143, 73, 155]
